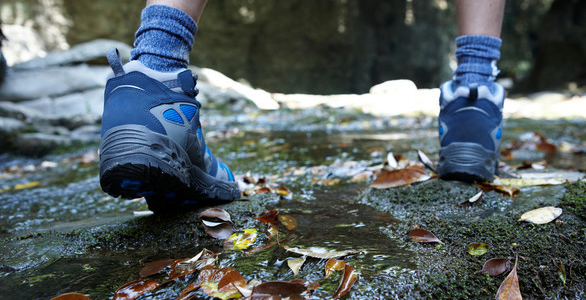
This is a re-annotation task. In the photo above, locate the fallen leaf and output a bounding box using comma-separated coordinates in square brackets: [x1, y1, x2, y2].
[287, 256, 306, 275]
[331, 264, 358, 299]
[325, 259, 346, 279]
[199, 266, 246, 300]
[277, 186, 292, 200]
[311, 178, 341, 186]
[495, 178, 565, 188]
[417, 149, 437, 173]
[407, 228, 441, 243]
[278, 214, 298, 230]
[255, 210, 280, 225]
[50, 293, 91, 300]
[177, 283, 201, 300]
[250, 281, 308, 299]
[139, 258, 175, 277]
[224, 229, 258, 250]
[113, 279, 160, 300]
[283, 245, 361, 259]
[460, 191, 483, 206]
[167, 249, 218, 281]
[477, 182, 520, 198]
[495, 256, 522, 300]
[467, 243, 488, 256]
[371, 166, 430, 189]
[199, 208, 235, 239]
[199, 208, 232, 223]
[518, 207, 562, 224]
[480, 258, 511, 276]
[386, 152, 399, 169]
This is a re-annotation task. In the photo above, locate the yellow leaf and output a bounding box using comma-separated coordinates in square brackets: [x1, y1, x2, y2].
[518, 207, 562, 224]
[224, 229, 258, 250]
[287, 256, 306, 275]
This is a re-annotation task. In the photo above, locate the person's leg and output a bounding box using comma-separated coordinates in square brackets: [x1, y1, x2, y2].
[437, 0, 506, 182]
[99, 0, 239, 212]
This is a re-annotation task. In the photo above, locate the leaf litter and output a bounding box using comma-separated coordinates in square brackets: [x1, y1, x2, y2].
[518, 206, 562, 224]
[495, 255, 522, 300]
[480, 258, 511, 276]
[407, 228, 442, 243]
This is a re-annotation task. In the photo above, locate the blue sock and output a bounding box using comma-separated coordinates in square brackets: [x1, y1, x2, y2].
[453, 35, 502, 88]
[130, 5, 197, 72]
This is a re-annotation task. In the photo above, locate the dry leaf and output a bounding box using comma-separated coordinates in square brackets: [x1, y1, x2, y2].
[481, 258, 511, 276]
[167, 249, 218, 282]
[283, 245, 360, 259]
[496, 178, 565, 188]
[139, 259, 175, 278]
[371, 166, 430, 189]
[518, 207, 562, 224]
[417, 149, 437, 173]
[223, 229, 258, 250]
[477, 183, 520, 198]
[50, 293, 91, 300]
[199, 265, 246, 300]
[199, 208, 235, 239]
[460, 191, 483, 206]
[278, 214, 298, 230]
[177, 283, 201, 300]
[407, 228, 441, 243]
[467, 243, 488, 256]
[250, 281, 308, 299]
[287, 256, 306, 275]
[386, 152, 399, 169]
[495, 256, 522, 300]
[113, 279, 160, 300]
[325, 259, 346, 279]
[331, 264, 358, 299]
[255, 210, 280, 225]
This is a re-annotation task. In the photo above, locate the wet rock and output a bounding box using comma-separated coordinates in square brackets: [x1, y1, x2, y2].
[0, 101, 42, 121]
[12, 39, 132, 70]
[70, 124, 101, 142]
[0, 116, 25, 133]
[16, 133, 72, 157]
[0, 65, 109, 102]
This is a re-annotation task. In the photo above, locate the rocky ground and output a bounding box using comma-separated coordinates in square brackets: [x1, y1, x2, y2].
[0, 40, 585, 300]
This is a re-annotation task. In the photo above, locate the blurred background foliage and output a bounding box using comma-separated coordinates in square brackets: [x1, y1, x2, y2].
[1, 0, 584, 94]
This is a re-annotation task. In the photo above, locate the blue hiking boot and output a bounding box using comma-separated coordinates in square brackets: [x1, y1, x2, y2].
[437, 81, 505, 182]
[99, 49, 240, 212]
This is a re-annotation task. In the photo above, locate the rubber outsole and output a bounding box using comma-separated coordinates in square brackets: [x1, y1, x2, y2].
[438, 142, 498, 183]
[99, 125, 240, 212]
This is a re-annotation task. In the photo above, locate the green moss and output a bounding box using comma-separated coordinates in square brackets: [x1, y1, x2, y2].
[560, 180, 586, 220]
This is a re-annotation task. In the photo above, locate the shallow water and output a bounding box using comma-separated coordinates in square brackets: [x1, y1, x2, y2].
[1, 108, 585, 299]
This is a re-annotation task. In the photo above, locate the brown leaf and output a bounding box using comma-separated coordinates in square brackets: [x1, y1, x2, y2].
[250, 281, 308, 299]
[167, 249, 218, 282]
[113, 279, 160, 300]
[481, 258, 511, 276]
[495, 256, 522, 300]
[50, 293, 91, 300]
[325, 259, 346, 279]
[477, 183, 520, 198]
[371, 165, 430, 189]
[199, 208, 232, 223]
[331, 264, 358, 299]
[199, 208, 235, 239]
[407, 228, 441, 243]
[177, 283, 201, 300]
[255, 210, 280, 225]
[278, 214, 298, 230]
[199, 265, 246, 300]
[139, 258, 175, 278]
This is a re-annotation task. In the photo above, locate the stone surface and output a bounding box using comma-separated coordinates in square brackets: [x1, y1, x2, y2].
[0, 65, 109, 102]
[13, 39, 131, 70]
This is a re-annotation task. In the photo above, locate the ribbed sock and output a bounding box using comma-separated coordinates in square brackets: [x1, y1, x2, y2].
[130, 5, 197, 72]
[453, 35, 502, 88]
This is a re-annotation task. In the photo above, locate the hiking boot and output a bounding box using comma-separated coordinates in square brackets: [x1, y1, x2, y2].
[437, 81, 505, 182]
[99, 49, 240, 212]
